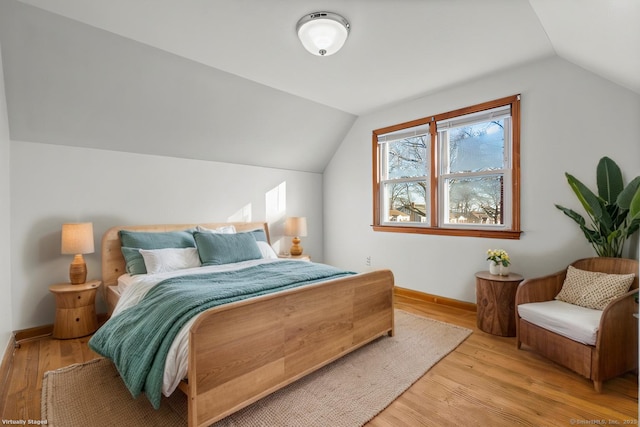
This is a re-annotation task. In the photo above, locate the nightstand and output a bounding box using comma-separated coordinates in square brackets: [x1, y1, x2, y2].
[49, 280, 101, 339]
[278, 254, 311, 261]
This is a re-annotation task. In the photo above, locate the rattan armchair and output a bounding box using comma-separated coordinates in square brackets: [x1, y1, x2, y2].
[515, 257, 638, 392]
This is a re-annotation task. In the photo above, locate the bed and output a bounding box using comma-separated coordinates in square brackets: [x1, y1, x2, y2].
[96, 221, 395, 427]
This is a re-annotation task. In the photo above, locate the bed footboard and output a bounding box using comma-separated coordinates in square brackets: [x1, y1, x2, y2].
[184, 269, 395, 427]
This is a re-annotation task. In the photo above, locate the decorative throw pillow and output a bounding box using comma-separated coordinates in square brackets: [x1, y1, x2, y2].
[119, 229, 196, 275]
[246, 228, 268, 242]
[121, 247, 147, 275]
[194, 231, 263, 266]
[555, 265, 635, 310]
[139, 247, 201, 274]
[195, 226, 268, 242]
[119, 229, 196, 249]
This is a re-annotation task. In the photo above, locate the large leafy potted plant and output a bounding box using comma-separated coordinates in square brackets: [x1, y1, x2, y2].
[555, 156, 640, 257]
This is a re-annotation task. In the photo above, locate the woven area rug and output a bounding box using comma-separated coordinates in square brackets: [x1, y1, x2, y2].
[42, 310, 471, 427]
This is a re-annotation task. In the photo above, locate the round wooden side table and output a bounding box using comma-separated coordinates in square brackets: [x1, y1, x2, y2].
[475, 271, 524, 337]
[49, 280, 101, 339]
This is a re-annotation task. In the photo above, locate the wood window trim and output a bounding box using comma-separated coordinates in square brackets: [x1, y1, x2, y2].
[372, 95, 522, 239]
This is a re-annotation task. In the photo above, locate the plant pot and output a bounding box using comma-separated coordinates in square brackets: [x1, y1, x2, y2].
[489, 262, 509, 276]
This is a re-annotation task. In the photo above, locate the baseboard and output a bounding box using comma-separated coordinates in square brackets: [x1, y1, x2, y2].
[0, 334, 15, 415]
[13, 324, 52, 343]
[394, 286, 477, 312]
[13, 313, 109, 344]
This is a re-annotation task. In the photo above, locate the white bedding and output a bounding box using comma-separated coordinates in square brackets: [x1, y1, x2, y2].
[111, 258, 283, 397]
[116, 273, 137, 293]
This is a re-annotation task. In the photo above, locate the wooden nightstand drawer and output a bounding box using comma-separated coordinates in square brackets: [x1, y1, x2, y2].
[52, 306, 97, 339]
[53, 289, 96, 309]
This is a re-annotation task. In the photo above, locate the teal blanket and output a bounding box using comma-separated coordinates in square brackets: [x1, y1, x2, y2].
[88, 261, 354, 409]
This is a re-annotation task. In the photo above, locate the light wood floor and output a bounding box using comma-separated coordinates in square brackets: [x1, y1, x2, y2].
[1, 295, 637, 426]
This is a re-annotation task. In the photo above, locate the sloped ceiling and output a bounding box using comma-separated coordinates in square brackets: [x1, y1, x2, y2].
[2, 0, 638, 172]
[528, 0, 640, 95]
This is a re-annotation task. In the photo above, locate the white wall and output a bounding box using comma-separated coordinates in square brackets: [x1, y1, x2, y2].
[0, 42, 13, 345]
[10, 141, 323, 329]
[324, 56, 640, 302]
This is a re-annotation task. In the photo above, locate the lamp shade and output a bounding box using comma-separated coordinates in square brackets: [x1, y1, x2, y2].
[296, 12, 350, 56]
[284, 217, 308, 237]
[61, 223, 95, 255]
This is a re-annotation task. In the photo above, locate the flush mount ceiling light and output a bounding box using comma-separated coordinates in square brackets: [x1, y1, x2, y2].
[296, 12, 350, 56]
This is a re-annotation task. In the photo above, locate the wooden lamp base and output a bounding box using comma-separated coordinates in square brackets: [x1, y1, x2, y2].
[69, 254, 87, 285]
[289, 237, 303, 256]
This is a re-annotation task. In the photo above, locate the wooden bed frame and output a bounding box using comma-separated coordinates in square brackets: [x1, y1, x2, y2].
[101, 221, 395, 427]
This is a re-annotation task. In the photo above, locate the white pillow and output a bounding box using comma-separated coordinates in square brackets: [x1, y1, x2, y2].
[256, 241, 278, 259]
[196, 225, 237, 234]
[139, 247, 201, 274]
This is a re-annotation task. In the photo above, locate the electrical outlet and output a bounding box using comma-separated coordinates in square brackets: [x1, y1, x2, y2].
[366, 256, 371, 267]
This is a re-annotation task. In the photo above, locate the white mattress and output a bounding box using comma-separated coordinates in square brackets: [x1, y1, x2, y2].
[517, 300, 602, 346]
[110, 258, 283, 397]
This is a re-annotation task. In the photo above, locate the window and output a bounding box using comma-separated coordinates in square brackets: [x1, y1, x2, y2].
[372, 95, 521, 239]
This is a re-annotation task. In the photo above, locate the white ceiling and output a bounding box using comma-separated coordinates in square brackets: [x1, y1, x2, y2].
[17, 0, 640, 116]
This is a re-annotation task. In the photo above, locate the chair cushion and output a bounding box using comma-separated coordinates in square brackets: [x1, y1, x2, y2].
[517, 300, 602, 345]
[555, 265, 634, 310]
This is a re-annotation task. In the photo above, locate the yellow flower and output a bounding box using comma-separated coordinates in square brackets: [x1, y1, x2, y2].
[486, 248, 511, 266]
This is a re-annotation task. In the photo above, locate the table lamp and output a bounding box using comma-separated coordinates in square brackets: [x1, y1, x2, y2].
[61, 222, 95, 284]
[284, 217, 307, 256]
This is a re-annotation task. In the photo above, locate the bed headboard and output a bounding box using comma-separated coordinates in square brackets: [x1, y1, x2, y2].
[101, 222, 270, 292]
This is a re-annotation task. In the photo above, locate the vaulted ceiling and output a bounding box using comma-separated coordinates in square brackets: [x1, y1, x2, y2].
[2, 0, 638, 172]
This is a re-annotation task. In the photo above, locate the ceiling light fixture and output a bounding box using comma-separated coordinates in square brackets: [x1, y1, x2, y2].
[296, 12, 350, 56]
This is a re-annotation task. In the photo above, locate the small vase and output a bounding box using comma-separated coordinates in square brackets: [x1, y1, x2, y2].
[489, 262, 500, 275]
[489, 262, 509, 276]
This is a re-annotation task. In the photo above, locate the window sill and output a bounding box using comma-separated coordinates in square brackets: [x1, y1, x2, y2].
[371, 225, 522, 240]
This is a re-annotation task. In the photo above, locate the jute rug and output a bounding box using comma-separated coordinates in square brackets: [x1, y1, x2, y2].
[42, 310, 471, 427]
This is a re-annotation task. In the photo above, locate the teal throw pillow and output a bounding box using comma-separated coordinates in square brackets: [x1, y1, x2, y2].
[246, 228, 268, 242]
[119, 229, 195, 249]
[194, 231, 263, 266]
[121, 247, 148, 275]
[119, 229, 196, 275]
